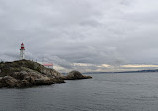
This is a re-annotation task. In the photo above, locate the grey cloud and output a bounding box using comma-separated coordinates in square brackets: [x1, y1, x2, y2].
[0, 0, 158, 72]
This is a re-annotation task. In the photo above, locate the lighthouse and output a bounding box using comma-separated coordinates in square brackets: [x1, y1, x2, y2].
[20, 43, 25, 60]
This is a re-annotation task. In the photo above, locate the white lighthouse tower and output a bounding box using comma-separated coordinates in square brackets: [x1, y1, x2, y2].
[20, 43, 25, 60]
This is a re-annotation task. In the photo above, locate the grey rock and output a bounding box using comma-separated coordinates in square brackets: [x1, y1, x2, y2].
[0, 60, 64, 88]
[0, 60, 90, 88]
[63, 70, 92, 80]
[1, 76, 19, 88]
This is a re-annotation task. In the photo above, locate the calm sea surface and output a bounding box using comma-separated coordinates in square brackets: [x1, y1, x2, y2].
[1, 72, 158, 111]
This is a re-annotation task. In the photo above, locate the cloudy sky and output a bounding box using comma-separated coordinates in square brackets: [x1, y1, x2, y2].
[0, 0, 158, 72]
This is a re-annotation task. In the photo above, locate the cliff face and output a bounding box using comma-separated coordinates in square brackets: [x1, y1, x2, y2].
[0, 60, 64, 88]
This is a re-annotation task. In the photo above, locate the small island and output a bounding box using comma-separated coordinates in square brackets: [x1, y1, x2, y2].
[0, 59, 92, 88]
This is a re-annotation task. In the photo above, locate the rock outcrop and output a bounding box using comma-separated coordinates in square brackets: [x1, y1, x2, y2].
[0, 60, 64, 88]
[0, 60, 92, 88]
[63, 70, 92, 80]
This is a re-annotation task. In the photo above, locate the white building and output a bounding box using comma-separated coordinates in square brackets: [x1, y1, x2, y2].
[42, 63, 53, 69]
[20, 43, 25, 60]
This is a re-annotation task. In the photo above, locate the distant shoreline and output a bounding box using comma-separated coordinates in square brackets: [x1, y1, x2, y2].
[82, 69, 158, 74]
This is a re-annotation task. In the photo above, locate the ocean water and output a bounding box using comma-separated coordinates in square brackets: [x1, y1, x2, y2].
[1, 72, 158, 111]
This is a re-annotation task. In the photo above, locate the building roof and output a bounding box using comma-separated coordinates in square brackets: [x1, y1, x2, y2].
[43, 63, 53, 66]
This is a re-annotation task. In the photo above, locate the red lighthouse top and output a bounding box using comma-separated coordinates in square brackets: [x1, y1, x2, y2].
[20, 43, 25, 50]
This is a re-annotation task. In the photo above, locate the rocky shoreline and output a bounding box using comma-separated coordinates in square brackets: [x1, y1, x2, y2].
[62, 70, 92, 80]
[0, 60, 92, 88]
